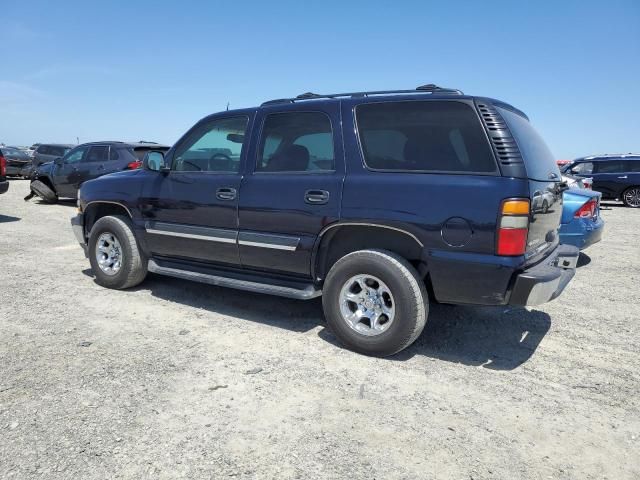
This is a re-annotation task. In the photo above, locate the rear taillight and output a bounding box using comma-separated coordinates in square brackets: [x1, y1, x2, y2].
[575, 199, 597, 219]
[126, 160, 143, 170]
[497, 199, 530, 256]
[0, 155, 6, 176]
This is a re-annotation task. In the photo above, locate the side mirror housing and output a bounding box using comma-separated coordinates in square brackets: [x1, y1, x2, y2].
[143, 151, 168, 173]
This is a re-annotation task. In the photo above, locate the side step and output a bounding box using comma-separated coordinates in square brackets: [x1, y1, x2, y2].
[147, 259, 322, 300]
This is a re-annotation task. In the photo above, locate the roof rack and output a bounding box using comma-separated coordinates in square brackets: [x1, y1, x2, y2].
[261, 84, 463, 106]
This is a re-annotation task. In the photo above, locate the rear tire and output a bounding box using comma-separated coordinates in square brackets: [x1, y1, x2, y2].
[322, 249, 428, 357]
[622, 187, 640, 208]
[88, 215, 148, 289]
[30, 180, 57, 203]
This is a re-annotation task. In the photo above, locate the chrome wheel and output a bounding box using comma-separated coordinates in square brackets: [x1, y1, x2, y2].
[624, 188, 640, 208]
[95, 232, 122, 275]
[339, 274, 395, 336]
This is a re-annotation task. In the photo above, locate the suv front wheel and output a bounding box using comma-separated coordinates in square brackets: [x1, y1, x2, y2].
[322, 249, 428, 356]
[88, 215, 148, 289]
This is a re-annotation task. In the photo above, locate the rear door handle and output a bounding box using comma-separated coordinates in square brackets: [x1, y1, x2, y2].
[618, 175, 628, 179]
[216, 187, 237, 201]
[305, 189, 330, 205]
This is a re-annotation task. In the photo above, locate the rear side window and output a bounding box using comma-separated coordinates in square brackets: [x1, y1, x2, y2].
[595, 160, 627, 174]
[257, 112, 335, 172]
[38, 145, 50, 155]
[498, 107, 560, 181]
[356, 101, 496, 173]
[86, 146, 109, 162]
[628, 160, 640, 172]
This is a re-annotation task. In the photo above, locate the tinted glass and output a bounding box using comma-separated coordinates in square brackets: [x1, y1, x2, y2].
[49, 146, 68, 157]
[86, 146, 109, 162]
[174, 116, 248, 172]
[357, 101, 496, 173]
[628, 159, 640, 172]
[110, 148, 120, 160]
[37, 145, 50, 155]
[257, 112, 334, 172]
[498, 107, 560, 181]
[595, 160, 627, 173]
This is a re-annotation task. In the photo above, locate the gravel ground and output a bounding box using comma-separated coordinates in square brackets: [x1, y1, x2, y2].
[1, 179, 639, 480]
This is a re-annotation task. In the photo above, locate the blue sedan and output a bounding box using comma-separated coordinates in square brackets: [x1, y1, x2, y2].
[559, 188, 605, 250]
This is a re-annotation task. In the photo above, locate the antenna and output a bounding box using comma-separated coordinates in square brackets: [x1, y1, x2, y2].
[226, 102, 230, 111]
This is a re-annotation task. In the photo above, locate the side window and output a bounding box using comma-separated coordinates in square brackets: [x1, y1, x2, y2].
[595, 161, 626, 174]
[109, 147, 119, 160]
[571, 162, 593, 175]
[356, 101, 497, 173]
[257, 112, 335, 172]
[173, 116, 248, 172]
[86, 146, 109, 162]
[38, 146, 50, 155]
[64, 146, 89, 164]
[628, 160, 640, 172]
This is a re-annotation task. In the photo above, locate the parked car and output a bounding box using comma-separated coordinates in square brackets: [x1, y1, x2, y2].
[70, 84, 579, 356]
[29, 141, 169, 203]
[32, 143, 74, 167]
[559, 189, 604, 250]
[0, 146, 32, 177]
[562, 154, 640, 207]
[562, 173, 592, 190]
[27, 143, 41, 158]
[0, 151, 8, 194]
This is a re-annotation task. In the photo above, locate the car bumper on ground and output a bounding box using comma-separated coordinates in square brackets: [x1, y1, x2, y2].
[0, 180, 8, 194]
[559, 216, 605, 250]
[71, 213, 88, 256]
[509, 244, 579, 306]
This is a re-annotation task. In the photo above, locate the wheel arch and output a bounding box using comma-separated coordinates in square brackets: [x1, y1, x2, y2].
[312, 223, 428, 283]
[84, 201, 133, 235]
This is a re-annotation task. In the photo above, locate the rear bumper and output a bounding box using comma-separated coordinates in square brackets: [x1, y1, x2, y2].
[509, 244, 579, 306]
[71, 213, 88, 256]
[559, 216, 604, 250]
[0, 180, 8, 194]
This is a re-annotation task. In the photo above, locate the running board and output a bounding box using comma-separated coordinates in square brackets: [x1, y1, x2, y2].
[147, 259, 322, 300]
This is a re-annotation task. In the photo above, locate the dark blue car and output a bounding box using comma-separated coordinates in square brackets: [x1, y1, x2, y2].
[70, 85, 579, 356]
[559, 188, 604, 250]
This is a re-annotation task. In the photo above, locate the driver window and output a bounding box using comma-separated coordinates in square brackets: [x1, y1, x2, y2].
[173, 116, 248, 172]
[64, 146, 89, 164]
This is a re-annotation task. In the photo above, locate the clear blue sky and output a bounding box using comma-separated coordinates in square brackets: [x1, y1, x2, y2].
[1, 0, 638, 159]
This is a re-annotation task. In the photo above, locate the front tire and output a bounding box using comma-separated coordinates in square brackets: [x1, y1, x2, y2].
[30, 180, 58, 203]
[622, 187, 640, 208]
[322, 249, 428, 356]
[88, 215, 147, 289]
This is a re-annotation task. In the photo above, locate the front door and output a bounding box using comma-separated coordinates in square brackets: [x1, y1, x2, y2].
[238, 106, 344, 277]
[140, 114, 251, 266]
[591, 160, 629, 198]
[52, 145, 90, 198]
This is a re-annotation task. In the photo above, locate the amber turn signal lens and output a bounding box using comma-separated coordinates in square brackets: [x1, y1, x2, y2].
[501, 200, 530, 215]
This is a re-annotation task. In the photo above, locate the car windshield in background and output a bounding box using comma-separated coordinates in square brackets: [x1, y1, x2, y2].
[356, 101, 497, 173]
[498, 107, 560, 181]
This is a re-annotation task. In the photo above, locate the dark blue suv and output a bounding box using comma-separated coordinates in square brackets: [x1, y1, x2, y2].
[563, 154, 640, 208]
[71, 85, 578, 356]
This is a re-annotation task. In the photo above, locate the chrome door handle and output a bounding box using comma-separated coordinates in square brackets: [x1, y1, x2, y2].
[305, 189, 330, 205]
[216, 187, 237, 200]
[618, 175, 628, 179]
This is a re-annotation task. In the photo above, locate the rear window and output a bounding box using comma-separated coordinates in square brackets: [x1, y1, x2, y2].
[498, 107, 560, 181]
[356, 101, 496, 173]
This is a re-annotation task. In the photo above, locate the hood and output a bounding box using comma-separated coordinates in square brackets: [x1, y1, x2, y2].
[35, 161, 55, 175]
[561, 188, 602, 224]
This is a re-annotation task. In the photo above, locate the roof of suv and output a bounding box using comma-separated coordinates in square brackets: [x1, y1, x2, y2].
[576, 154, 640, 162]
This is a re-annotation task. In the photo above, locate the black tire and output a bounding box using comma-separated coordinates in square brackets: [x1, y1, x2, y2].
[621, 186, 640, 208]
[88, 215, 148, 289]
[322, 249, 428, 357]
[30, 180, 58, 203]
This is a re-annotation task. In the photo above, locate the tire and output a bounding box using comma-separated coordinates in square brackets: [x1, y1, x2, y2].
[322, 249, 428, 357]
[542, 200, 549, 213]
[621, 186, 640, 208]
[30, 180, 58, 203]
[88, 215, 148, 289]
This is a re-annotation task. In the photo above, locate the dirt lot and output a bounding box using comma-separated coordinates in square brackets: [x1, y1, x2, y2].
[0, 179, 638, 480]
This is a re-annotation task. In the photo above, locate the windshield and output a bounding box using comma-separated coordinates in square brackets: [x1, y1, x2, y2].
[498, 107, 560, 182]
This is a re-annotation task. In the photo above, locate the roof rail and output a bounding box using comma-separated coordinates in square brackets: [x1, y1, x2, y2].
[261, 84, 463, 106]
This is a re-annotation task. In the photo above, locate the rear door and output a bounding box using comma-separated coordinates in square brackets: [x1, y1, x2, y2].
[497, 107, 564, 259]
[75, 145, 111, 187]
[238, 105, 344, 277]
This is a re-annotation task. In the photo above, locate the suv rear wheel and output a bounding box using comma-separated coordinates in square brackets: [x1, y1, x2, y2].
[622, 187, 640, 208]
[322, 249, 428, 356]
[88, 215, 148, 289]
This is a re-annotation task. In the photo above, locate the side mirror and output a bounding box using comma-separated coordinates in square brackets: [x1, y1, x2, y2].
[54, 157, 63, 165]
[143, 151, 167, 172]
